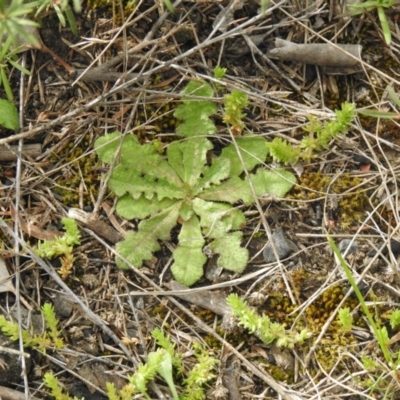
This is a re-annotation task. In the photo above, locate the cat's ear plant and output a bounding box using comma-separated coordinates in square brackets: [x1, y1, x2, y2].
[95, 81, 296, 286]
[266, 102, 355, 165]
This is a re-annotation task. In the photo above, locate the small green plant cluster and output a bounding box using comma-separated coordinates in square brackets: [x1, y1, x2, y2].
[36, 218, 80, 258]
[106, 328, 218, 400]
[266, 102, 355, 165]
[35, 217, 81, 279]
[0, 42, 31, 101]
[338, 307, 353, 331]
[0, 303, 64, 353]
[35, 0, 80, 33]
[0, 0, 79, 45]
[227, 293, 311, 348]
[95, 81, 296, 286]
[213, 66, 227, 80]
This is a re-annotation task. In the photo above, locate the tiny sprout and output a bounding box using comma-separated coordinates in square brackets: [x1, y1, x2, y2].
[213, 66, 227, 79]
[338, 307, 353, 332]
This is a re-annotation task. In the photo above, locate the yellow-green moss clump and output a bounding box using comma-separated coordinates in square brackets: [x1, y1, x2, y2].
[261, 270, 359, 372]
[290, 171, 369, 229]
[52, 135, 102, 207]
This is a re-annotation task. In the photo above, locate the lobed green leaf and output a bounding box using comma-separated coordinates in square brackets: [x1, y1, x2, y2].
[220, 135, 268, 176]
[252, 168, 296, 198]
[174, 81, 217, 137]
[167, 138, 213, 187]
[171, 215, 206, 286]
[199, 175, 253, 205]
[109, 164, 185, 201]
[210, 232, 248, 273]
[116, 194, 176, 220]
[193, 198, 246, 238]
[116, 231, 160, 269]
[194, 157, 231, 193]
[116, 202, 182, 269]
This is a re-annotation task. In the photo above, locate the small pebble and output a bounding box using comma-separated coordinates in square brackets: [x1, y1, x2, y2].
[263, 227, 298, 263]
[338, 239, 359, 256]
[353, 154, 371, 165]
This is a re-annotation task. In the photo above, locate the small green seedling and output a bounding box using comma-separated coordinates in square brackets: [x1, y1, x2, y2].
[328, 235, 392, 364]
[338, 307, 353, 332]
[389, 309, 400, 329]
[0, 0, 41, 48]
[0, 35, 34, 101]
[162, 0, 174, 13]
[0, 0, 79, 99]
[260, 0, 269, 13]
[348, 0, 393, 45]
[213, 66, 227, 79]
[0, 0, 40, 100]
[43, 373, 82, 400]
[36, 217, 80, 259]
[35, 0, 80, 35]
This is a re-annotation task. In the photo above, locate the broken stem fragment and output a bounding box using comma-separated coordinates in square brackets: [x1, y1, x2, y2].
[267, 38, 363, 74]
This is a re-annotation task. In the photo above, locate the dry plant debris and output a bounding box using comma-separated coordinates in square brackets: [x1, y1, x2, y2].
[1, 0, 400, 399]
